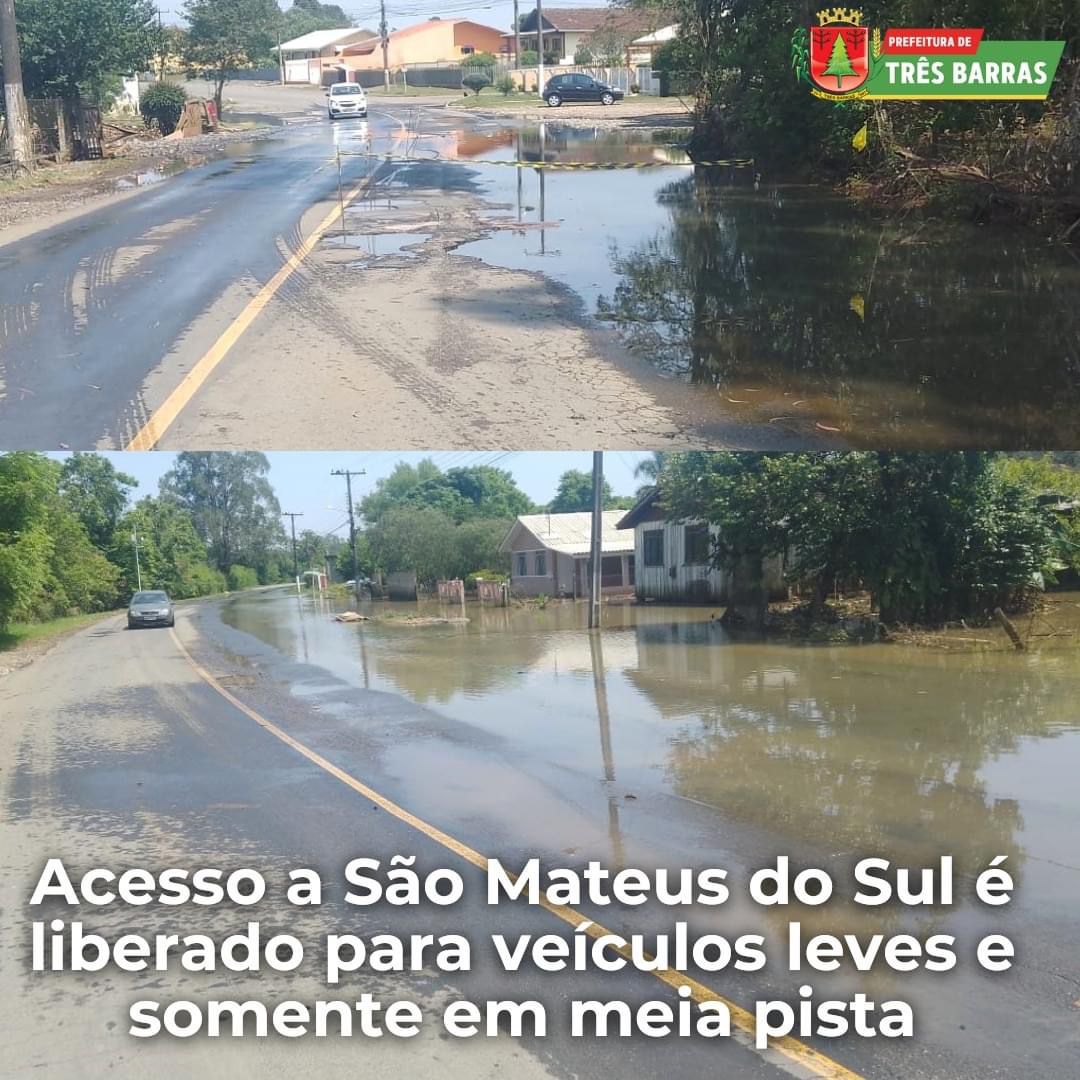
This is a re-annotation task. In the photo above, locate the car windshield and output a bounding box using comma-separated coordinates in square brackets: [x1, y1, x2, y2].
[331, 85, 363, 96]
[132, 591, 168, 604]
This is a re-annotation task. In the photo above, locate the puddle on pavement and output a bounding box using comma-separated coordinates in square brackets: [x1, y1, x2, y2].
[454, 124, 1080, 449]
[221, 589, 1080, 920]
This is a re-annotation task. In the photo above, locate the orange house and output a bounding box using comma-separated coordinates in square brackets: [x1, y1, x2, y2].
[341, 17, 504, 71]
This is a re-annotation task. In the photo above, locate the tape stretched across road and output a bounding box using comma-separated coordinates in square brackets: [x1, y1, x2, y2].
[339, 152, 755, 170]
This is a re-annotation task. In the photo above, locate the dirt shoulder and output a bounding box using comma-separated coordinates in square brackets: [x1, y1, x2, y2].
[0, 612, 115, 681]
[0, 125, 275, 247]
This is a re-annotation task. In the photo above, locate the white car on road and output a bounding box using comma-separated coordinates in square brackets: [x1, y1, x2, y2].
[326, 83, 368, 120]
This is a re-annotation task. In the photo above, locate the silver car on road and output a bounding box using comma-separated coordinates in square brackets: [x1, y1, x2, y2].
[127, 590, 175, 629]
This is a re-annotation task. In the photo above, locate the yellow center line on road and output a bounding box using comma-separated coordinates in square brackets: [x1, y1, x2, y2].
[169, 626, 864, 1080]
[124, 118, 408, 451]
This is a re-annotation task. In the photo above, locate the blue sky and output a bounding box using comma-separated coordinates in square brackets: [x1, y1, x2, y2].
[53, 451, 648, 536]
[160, 2, 609, 33]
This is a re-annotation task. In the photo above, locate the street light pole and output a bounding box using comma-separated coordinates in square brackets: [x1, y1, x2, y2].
[380, 0, 390, 91]
[535, 0, 545, 99]
[0, 0, 34, 170]
[282, 511, 303, 589]
[331, 468, 366, 608]
[588, 451, 603, 630]
[132, 527, 143, 591]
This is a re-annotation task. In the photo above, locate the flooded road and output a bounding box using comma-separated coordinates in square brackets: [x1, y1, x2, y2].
[454, 124, 1080, 449]
[220, 588, 1080, 902]
[208, 586, 1080, 1076]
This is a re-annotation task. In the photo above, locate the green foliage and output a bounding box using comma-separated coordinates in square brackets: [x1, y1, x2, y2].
[59, 453, 137, 551]
[281, 0, 354, 40]
[9, 0, 156, 101]
[227, 565, 260, 590]
[161, 452, 285, 574]
[0, 454, 56, 629]
[496, 74, 516, 96]
[573, 45, 594, 64]
[520, 49, 539, 67]
[462, 71, 492, 95]
[548, 469, 629, 513]
[360, 459, 534, 526]
[139, 81, 188, 134]
[657, 452, 1060, 626]
[462, 51, 497, 68]
[182, 0, 281, 107]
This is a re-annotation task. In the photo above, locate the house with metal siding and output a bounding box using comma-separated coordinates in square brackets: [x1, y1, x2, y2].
[616, 489, 786, 603]
[499, 511, 635, 598]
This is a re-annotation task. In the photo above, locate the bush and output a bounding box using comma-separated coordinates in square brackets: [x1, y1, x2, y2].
[496, 74, 516, 96]
[573, 45, 593, 64]
[520, 49, 538, 67]
[227, 564, 259, 591]
[462, 51, 497, 68]
[139, 81, 187, 135]
[462, 72, 492, 96]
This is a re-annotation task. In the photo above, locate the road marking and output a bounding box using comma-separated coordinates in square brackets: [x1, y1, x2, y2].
[170, 627, 863, 1080]
[123, 114, 409, 451]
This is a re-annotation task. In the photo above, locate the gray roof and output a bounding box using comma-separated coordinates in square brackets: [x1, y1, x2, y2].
[277, 28, 370, 52]
[500, 511, 634, 557]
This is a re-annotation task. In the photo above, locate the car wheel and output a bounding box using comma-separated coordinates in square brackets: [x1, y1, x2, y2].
[328, 111, 336, 120]
[546, 93, 561, 107]
[168, 616, 175, 628]
[127, 620, 135, 630]
[601, 92, 615, 106]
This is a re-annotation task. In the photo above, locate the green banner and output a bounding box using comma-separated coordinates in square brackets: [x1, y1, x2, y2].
[865, 40, 1065, 99]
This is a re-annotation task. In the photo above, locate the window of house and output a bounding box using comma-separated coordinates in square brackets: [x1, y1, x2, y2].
[684, 524, 710, 565]
[517, 553, 527, 577]
[535, 550, 547, 576]
[643, 530, 664, 568]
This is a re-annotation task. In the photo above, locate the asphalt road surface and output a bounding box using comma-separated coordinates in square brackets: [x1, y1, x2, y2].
[0, 95, 729, 452]
[3, 601, 1077, 1079]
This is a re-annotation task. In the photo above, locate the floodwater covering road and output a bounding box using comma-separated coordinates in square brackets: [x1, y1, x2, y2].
[2, 94, 1078, 450]
[208, 586, 1080, 1078]
[3, 587, 1079, 1078]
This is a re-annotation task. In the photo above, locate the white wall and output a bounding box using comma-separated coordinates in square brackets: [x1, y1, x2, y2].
[632, 522, 786, 603]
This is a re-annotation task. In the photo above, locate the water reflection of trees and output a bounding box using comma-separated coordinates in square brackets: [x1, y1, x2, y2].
[598, 170, 1080, 448]
[627, 622, 1079, 882]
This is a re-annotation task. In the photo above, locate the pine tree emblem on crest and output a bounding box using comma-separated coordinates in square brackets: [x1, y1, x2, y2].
[806, 7, 870, 96]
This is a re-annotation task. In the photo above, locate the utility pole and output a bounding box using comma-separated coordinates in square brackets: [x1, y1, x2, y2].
[588, 451, 603, 630]
[534, 0, 544, 98]
[331, 468, 365, 608]
[0, 0, 34, 171]
[513, 0, 520, 74]
[132, 527, 144, 591]
[379, 0, 390, 92]
[277, 18, 285, 86]
[282, 511, 303, 587]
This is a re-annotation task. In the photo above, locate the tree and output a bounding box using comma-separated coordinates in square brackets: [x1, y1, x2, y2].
[822, 32, 855, 90]
[366, 507, 459, 586]
[10, 0, 156, 101]
[549, 469, 628, 513]
[114, 496, 222, 598]
[160, 452, 285, 577]
[182, 0, 280, 115]
[281, 0, 353, 39]
[360, 460, 534, 525]
[0, 453, 55, 629]
[58, 453, 137, 550]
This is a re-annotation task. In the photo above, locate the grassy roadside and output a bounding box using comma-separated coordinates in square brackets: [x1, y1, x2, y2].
[367, 86, 461, 99]
[0, 610, 115, 654]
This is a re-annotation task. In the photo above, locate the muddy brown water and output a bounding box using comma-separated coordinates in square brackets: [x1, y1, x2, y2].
[221, 589, 1080, 920]
[453, 124, 1080, 450]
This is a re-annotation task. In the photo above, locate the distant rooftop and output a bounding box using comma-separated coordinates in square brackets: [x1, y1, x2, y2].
[501, 511, 634, 557]
[276, 28, 372, 52]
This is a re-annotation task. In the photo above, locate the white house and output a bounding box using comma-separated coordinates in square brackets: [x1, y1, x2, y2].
[499, 511, 635, 598]
[616, 489, 787, 604]
[276, 28, 377, 85]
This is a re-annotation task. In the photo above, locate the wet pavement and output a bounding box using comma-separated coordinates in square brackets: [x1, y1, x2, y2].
[203, 586, 1080, 1078]
[3, 101, 1077, 450]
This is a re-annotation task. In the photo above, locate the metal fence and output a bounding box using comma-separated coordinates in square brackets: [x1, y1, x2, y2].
[1, 98, 102, 169]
